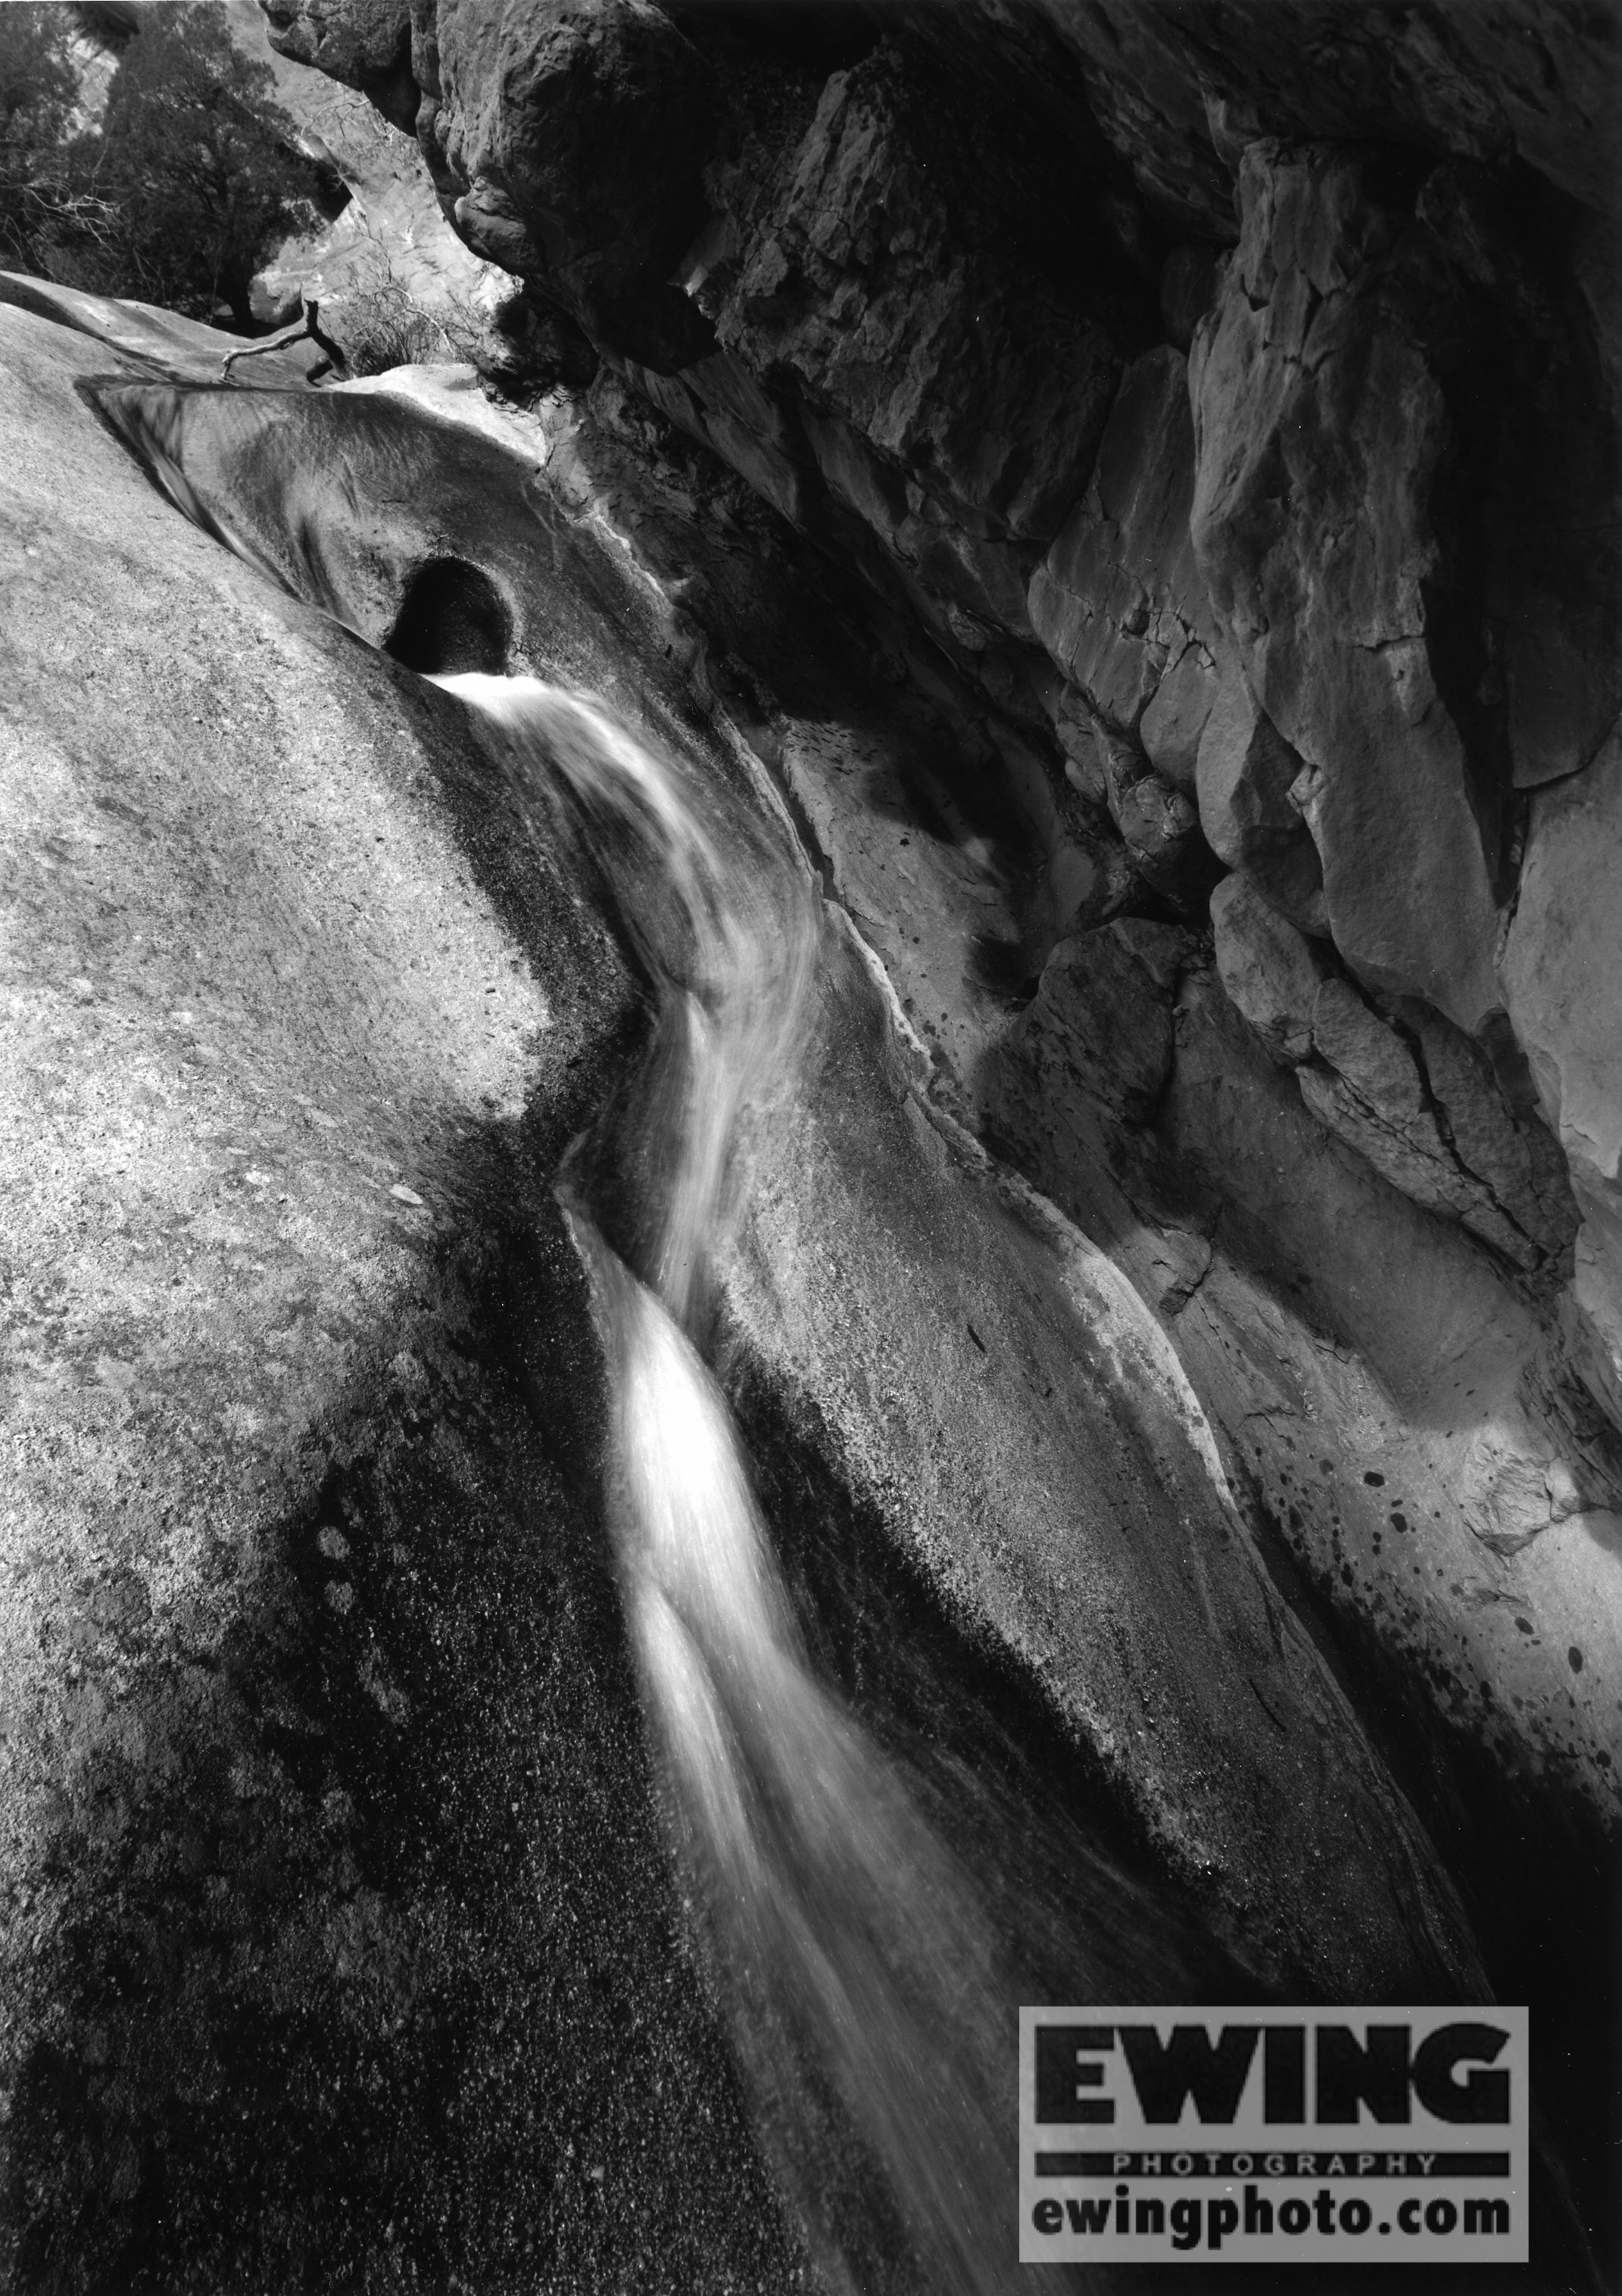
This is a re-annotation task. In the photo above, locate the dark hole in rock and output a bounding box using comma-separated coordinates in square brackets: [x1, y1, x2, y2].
[385, 559, 511, 678]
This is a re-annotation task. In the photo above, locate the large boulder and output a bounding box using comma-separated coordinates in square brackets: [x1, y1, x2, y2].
[407, 0, 720, 370]
[0, 294, 806, 2291]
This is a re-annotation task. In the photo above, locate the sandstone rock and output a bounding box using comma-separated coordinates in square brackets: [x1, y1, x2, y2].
[1190, 141, 1505, 1035]
[1028, 346, 1218, 751]
[410, 0, 721, 371]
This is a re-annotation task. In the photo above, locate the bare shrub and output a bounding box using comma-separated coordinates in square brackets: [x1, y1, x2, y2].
[328, 275, 485, 376]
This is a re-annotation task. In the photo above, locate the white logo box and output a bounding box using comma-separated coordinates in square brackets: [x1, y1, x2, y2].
[1019, 2005, 1528, 2264]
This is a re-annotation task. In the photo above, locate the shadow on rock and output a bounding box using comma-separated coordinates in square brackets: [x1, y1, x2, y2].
[3, 1137, 804, 2296]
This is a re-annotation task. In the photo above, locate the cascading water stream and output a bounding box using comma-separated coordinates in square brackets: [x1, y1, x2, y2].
[95, 382, 1244, 2288]
[435, 674, 1028, 2292]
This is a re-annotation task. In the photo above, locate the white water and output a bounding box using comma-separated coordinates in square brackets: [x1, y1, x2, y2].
[438, 674, 1027, 2292]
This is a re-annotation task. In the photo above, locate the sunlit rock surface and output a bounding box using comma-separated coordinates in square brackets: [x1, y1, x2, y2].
[0, 298, 806, 2291]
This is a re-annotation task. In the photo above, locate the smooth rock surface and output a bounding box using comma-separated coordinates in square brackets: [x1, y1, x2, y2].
[1029, 345, 1217, 768]
[0, 296, 805, 2292]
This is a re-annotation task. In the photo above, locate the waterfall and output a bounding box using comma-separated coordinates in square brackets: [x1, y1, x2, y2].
[92, 374, 1240, 2283]
[435, 673, 1027, 2292]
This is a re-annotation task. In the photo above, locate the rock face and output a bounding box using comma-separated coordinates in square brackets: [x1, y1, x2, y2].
[11, 0, 1622, 2276]
[1030, 345, 1217, 782]
[0, 298, 808, 2291]
[2, 283, 1516, 2285]
[1212, 875, 1580, 1274]
[1191, 142, 1504, 1034]
[414, 0, 721, 370]
[1504, 730, 1622, 1425]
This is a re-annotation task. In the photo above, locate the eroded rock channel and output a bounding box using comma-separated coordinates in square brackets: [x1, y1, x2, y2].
[0, 0, 1618, 2289]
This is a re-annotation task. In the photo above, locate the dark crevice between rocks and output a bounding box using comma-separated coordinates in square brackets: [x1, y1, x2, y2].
[1380, 997, 1542, 1271]
[384, 557, 514, 679]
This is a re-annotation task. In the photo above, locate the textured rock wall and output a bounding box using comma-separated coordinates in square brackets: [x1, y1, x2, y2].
[243, 0, 1622, 1839]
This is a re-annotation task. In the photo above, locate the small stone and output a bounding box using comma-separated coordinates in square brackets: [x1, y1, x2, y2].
[389, 1182, 426, 1206]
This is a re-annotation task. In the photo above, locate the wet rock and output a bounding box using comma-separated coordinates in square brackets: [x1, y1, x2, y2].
[105, 342, 1499, 2026]
[0, 292, 802, 2293]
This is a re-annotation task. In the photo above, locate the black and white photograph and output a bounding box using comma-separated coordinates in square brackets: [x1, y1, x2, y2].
[0, 0, 1616, 2288]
